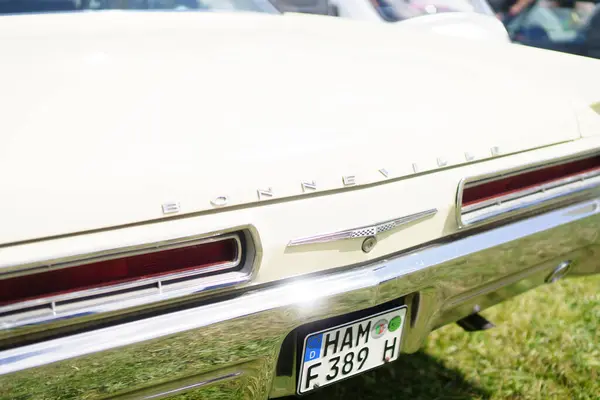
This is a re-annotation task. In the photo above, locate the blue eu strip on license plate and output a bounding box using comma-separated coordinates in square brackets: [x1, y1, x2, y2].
[297, 306, 407, 394]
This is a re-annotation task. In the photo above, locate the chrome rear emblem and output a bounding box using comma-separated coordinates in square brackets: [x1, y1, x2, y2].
[287, 208, 437, 247]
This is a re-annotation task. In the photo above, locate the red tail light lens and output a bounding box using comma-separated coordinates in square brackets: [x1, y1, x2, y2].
[462, 155, 600, 207]
[0, 237, 239, 306]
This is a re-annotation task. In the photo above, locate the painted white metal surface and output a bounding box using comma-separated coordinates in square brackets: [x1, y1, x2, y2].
[0, 11, 599, 283]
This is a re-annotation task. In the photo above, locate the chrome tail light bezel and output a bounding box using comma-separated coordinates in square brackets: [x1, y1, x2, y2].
[0, 228, 258, 340]
[456, 150, 600, 228]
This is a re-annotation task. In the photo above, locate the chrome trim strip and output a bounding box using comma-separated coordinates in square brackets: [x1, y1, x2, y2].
[0, 272, 251, 333]
[0, 231, 260, 338]
[2, 198, 598, 377]
[457, 150, 600, 227]
[465, 184, 600, 226]
[459, 176, 600, 227]
[109, 368, 244, 400]
[138, 372, 242, 400]
[287, 209, 438, 247]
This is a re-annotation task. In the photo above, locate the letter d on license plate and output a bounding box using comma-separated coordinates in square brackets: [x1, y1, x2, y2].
[297, 306, 407, 394]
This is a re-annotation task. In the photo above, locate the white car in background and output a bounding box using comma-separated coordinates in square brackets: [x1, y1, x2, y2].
[275, 0, 511, 42]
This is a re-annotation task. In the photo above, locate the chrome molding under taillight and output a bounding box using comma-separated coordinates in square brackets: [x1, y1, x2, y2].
[456, 150, 600, 228]
[0, 230, 256, 340]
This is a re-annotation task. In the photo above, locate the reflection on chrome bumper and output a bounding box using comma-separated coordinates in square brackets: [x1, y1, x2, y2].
[1, 199, 599, 399]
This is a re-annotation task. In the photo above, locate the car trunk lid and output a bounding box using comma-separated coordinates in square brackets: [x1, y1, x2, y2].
[0, 11, 586, 245]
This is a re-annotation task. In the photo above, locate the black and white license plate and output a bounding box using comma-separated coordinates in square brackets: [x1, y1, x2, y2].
[297, 306, 407, 394]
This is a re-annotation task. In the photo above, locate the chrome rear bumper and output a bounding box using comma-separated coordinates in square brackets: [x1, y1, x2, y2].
[1, 198, 599, 400]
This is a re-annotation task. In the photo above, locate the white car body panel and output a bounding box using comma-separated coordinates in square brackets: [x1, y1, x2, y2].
[1, 11, 600, 400]
[1, 12, 599, 283]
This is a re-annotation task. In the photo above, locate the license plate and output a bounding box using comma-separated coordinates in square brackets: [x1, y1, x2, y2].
[297, 306, 407, 394]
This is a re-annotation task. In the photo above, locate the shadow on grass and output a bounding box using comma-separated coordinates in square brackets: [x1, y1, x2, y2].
[285, 351, 490, 400]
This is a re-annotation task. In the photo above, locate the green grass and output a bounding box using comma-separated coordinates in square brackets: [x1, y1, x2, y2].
[300, 275, 600, 400]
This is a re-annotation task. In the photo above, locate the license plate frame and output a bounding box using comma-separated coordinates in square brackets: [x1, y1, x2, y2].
[297, 305, 408, 394]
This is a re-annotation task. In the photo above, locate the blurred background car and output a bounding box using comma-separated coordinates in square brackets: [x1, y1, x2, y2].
[503, 0, 600, 58]
[0, 0, 280, 14]
[330, 0, 496, 21]
[272, 0, 511, 41]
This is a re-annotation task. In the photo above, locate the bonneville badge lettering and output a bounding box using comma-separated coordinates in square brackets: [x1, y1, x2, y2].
[302, 181, 317, 192]
[161, 202, 180, 215]
[210, 196, 229, 207]
[342, 176, 356, 186]
[257, 188, 274, 200]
